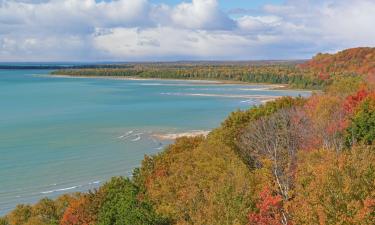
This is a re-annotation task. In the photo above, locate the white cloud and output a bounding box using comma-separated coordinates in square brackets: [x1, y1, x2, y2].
[93, 27, 263, 60]
[237, 15, 281, 33]
[0, 0, 374, 61]
[170, 0, 234, 30]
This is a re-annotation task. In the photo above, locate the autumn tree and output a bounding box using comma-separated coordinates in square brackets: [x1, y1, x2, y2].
[239, 107, 309, 224]
[60, 193, 102, 225]
[221, 97, 306, 168]
[304, 94, 347, 152]
[28, 198, 58, 224]
[290, 146, 375, 224]
[134, 136, 264, 225]
[248, 187, 283, 225]
[346, 94, 375, 145]
[7, 205, 32, 225]
[54, 194, 78, 220]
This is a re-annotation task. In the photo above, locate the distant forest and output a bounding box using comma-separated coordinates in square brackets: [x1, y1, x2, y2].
[51, 47, 374, 89]
[52, 62, 325, 89]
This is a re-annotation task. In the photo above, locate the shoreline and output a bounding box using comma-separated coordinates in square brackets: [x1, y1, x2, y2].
[151, 130, 211, 140]
[47, 74, 290, 90]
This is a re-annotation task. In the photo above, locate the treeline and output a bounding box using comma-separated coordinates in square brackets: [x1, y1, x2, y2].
[51, 47, 375, 90]
[51, 64, 327, 89]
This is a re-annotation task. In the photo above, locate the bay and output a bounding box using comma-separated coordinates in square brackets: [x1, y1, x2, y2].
[0, 69, 310, 215]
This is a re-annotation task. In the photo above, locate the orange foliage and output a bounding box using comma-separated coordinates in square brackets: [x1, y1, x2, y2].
[60, 196, 95, 225]
[302, 95, 347, 150]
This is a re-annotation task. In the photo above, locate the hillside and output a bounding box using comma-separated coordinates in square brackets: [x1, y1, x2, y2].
[299, 47, 375, 76]
[1, 48, 375, 225]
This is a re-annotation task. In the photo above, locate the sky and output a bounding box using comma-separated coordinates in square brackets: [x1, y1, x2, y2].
[0, 0, 374, 62]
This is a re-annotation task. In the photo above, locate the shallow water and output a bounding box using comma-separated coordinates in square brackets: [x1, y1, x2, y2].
[0, 69, 310, 215]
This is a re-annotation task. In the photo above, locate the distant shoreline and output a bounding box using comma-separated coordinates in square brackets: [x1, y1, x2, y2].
[47, 74, 292, 90]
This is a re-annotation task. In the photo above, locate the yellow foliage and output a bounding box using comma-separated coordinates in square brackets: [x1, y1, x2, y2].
[136, 135, 273, 225]
[290, 146, 375, 225]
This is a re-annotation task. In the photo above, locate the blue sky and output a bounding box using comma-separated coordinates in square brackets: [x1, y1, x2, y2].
[0, 0, 374, 61]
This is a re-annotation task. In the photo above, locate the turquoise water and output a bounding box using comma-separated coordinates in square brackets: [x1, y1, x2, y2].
[0, 69, 310, 215]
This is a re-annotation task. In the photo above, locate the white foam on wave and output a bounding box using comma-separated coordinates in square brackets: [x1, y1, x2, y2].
[139, 83, 163, 86]
[88, 180, 101, 185]
[40, 180, 102, 195]
[131, 136, 141, 142]
[239, 87, 270, 91]
[140, 82, 222, 87]
[161, 92, 282, 100]
[117, 130, 134, 139]
[41, 185, 81, 194]
[117, 131, 144, 142]
[241, 99, 256, 103]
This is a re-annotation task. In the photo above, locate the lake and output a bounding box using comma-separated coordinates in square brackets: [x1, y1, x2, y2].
[0, 69, 310, 215]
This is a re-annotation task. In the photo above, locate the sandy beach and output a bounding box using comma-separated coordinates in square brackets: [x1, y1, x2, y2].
[151, 130, 211, 140]
[47, 74, 289, 90]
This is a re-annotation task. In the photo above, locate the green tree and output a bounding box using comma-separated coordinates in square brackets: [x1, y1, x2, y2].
[97, 177, 169, 225]
[0, 218, 9, 225]
[346, 95, 375, 145]
[29, 198, 58, 224]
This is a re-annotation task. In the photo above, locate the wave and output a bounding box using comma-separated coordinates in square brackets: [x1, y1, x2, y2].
[238, 85, 286, 91]
[40, 180, 101, 195]
[117, 130, 134, 139]
[117, 131, 143, 142]
[239, 87, 270, 91]
[161, 92, 282, 100]
[41, 185, 81, 194]
[131, 136, 141, 142]
[139, 82, 222, 87]
[88, 180, 101, 185]
[240, 99, 257, 103]
[139, 83, 163, 86]
[185, 87, 276, 92]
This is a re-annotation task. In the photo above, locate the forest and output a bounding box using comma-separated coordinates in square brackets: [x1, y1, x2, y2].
[2, 47, 374, 225]
[51, 48, 374, 90]
[52, 61, 330, 89]
[52, 63, 325, 89]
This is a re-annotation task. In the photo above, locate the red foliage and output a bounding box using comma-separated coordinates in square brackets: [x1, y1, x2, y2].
[299, 47, 375, 76]
[318, 72, 330, 80]
[248, 187, 283, 225]
[343, 88, 369, 114]
[326, 120, 348, 135]
[303, 95, 319, 113]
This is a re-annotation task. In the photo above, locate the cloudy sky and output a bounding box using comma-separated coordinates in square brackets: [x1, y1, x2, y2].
[0, 0, 374, 62]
